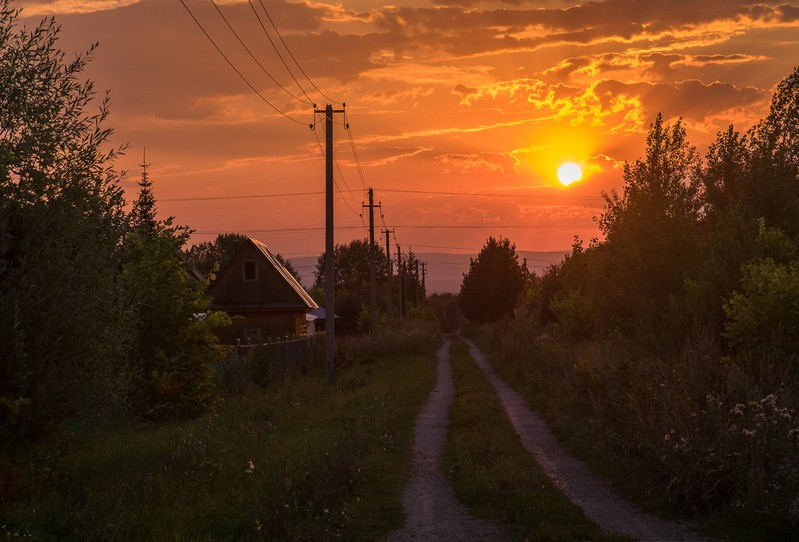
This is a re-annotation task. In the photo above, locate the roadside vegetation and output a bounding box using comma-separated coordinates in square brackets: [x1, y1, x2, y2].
[0, 325, 439, 540]
[443, 338, 629, 541]
[459, 67, 799, 541]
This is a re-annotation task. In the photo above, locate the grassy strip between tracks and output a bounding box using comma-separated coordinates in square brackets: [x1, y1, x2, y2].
[443, 338, 630, 542]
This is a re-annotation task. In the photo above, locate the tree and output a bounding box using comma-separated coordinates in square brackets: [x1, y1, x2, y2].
[120, 166, 229, 420]
[0, 3, 127, 444]
[458, 236, 526, 323]
[594, 115, 703, 335]
[313, 239, 389, 333]
[186, 233, 248, 278]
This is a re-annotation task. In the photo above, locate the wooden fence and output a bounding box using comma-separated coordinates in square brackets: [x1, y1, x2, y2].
[216, 334, 325, 395]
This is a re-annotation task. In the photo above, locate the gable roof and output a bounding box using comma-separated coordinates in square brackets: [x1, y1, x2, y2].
[249, 238, 318, 309]
[209, 237, 318, 310]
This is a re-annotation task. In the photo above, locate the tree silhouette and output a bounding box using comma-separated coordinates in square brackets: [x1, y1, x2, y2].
[459, 236, 526, 324]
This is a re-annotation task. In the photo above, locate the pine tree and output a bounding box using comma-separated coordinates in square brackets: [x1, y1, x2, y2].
[121, 161, 229, 420]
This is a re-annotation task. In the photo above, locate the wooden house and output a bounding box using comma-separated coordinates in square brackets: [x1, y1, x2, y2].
[208, 238, 318, 344]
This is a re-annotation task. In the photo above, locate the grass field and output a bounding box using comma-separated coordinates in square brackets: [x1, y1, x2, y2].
[1, 347, 437, 541]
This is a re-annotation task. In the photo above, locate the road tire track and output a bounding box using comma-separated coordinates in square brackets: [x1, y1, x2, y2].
[385, 337, 508, 541]
[463, 337, 716, 542]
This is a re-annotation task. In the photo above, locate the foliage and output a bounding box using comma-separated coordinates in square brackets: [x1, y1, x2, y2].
[185, 232, 248, 279]
[0, 2, 127, 445]
[314, 238, 389, 333]
[120, 167, 231, 420]
[426, 292, 463, 333]
[458, 236, 526, 324]
[723, 257, 799, 359]
[479, 320, 799, 540]
[0, 345, 437, 540]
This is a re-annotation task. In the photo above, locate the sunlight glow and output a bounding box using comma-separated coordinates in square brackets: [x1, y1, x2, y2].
[557, 162, 583, 186]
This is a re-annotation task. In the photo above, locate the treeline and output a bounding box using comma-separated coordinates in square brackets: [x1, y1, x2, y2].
[464, 67, 799, 539]
[0, 4, 229, 455]
[312, 239, 427, 334]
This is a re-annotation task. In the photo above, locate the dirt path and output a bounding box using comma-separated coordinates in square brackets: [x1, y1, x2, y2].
[463, 338, 715, 542]
[384, 337, 507, 541]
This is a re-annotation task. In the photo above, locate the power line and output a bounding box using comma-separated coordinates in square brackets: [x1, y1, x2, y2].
[210, 0, 312, 105]
[256, 0, 342, 105]
[378, 188, 605, 202]
[345, 118, 368, 192]
[178, 0, 306, 126]
[161, 191, 323, 202]
[383, 224, 596, 229]
[247, 0, 315, 105]
[312, 118, 364, 219]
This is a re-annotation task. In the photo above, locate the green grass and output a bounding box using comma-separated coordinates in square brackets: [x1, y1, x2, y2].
[0, 350, 437, 541]
[443, 338, 630, 542]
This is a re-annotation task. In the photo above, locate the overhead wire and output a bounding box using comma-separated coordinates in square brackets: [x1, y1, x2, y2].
[247, 0, 316, 105]
[210, 0, 312, 105]
[256, 0, 342, 105]
[345, 114, 368, 192]
[311, 117, 365, 224]
[161, 191, 323, 202]
[178, 0, 307, 126]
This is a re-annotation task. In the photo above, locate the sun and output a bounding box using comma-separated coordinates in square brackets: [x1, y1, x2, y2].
[557, 162, 583, 186]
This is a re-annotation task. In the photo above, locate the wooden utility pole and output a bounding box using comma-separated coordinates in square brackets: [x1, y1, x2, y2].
[383, 228, 394, 318]
[362, 188, 381, 339]
[396, 244, 404, 318]
[315, 103, 345, 383]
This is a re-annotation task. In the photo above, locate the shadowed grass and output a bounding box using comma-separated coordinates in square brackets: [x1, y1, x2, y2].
[443, 338, 630, 542]
[0, 348, 436, 540]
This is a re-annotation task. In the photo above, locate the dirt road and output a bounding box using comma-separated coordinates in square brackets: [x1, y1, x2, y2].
[385, 337, 714, 541]
[384, 337, 507, 541]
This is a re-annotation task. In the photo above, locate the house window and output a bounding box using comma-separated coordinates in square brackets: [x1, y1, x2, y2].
[244, 328, 260, 343]
[243, 260, 257, 281]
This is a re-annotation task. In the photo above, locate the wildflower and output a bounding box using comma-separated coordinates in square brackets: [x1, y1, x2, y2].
[730, 403, 745, 416]
[248, 460, 255, 471]
[789, 428, 799, 442]
[742, 428, 756, 437]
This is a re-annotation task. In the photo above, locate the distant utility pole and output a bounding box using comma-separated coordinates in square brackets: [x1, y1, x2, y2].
[314, 103, 345, 383]
[383, 228, 394, 319]
[362, 188, 381, 340]
[396, 244, 404, 318]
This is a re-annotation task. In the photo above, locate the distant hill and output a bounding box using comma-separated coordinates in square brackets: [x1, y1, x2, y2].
[289, 250, 568, 294]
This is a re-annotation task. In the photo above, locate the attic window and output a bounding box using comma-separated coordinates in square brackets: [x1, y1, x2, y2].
[243, 260, 257, 281]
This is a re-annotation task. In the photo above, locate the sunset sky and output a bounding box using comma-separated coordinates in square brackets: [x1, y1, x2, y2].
[16, 0, 799, 282]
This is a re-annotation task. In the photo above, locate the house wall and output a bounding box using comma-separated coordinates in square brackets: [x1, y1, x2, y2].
[210, 243, 299, 305]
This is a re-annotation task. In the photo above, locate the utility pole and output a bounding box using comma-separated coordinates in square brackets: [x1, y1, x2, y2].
[362, 188, 381, 340]
[396, 244, 404, 318]
[314, 103, 345, 383]
[383, 228, 394, 319]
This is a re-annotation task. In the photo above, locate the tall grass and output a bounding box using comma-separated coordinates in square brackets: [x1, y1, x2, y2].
[478, 319, 799, 542]
[0, 339, 437, 540]
[443, 338, 628, 541]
